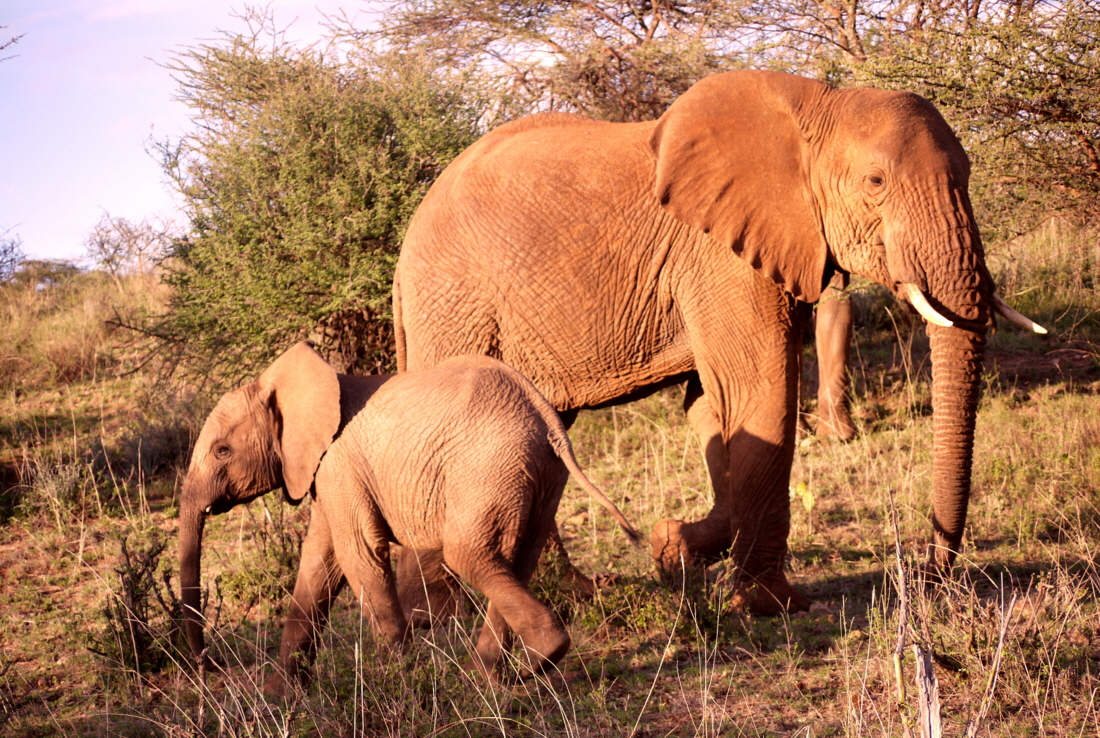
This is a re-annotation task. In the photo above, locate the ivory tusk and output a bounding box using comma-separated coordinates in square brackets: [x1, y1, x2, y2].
[898, 283, 954, 327]
[203, 505, 212, 514]
[992, 294, 1048, 334]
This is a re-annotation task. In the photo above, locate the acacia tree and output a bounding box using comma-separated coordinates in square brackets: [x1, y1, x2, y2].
[357, 1, 754, 121]
[84, 214, 169, 286]
[154, 20, 488, 382]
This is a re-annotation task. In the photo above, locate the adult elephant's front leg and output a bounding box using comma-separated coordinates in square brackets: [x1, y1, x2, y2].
[815, 272, 856, 441]
[650, 291, 812, 614]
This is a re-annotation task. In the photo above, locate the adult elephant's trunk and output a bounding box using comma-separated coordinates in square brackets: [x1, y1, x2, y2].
[926, 321, 985, 570]
[179, 492, 208, 659]
[911, 211, 990, 572]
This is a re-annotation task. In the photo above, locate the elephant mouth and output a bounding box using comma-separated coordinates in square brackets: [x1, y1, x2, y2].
[895, 282, 1047, 335]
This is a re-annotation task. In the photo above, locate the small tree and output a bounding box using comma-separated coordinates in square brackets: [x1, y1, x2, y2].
[10, 260, 81, 290]
[84, 214, 169, 286]
[0, 228, 23, 283]
[153, 15, 488, 383]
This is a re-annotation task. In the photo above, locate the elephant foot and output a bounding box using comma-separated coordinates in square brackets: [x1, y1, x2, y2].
[653, 520, 811, 615]
[651, 518, 694, 572]
[815, 407, 857, 442]
[468, 621, 570, 680]
[726, 571, 812, 615]
[517, 626, 571, 678]
[650, 518, 728, 574]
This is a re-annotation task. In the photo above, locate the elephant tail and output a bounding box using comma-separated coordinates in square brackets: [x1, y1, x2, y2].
[492, 358, 643, 547]
[547, 428, 643, 549]
[393, 273, 408, 373]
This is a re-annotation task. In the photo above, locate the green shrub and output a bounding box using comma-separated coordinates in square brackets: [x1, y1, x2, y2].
[152, 16, 492, 384]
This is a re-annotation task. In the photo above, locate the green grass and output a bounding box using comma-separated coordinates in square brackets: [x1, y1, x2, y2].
[2, 226, 1099, 736]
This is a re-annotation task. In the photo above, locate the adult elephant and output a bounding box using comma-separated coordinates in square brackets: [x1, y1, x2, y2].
[393, 70, 1044, 613]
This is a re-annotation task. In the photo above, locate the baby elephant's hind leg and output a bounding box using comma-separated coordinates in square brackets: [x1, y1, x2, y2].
[453, 532, 569, 677]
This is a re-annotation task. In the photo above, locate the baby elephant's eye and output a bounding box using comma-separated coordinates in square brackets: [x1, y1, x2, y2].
[214, 444, 232, 460]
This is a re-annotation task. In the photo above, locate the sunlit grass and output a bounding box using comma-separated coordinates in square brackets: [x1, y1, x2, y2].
[2, 225, 1099, 735]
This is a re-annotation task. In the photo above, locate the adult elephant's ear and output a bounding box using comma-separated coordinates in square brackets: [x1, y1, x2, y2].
[258, 341, 341, 501]
[650, 70, 829, 302]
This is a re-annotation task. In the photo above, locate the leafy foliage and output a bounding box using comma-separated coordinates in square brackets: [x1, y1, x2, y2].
[154, 19, 488, 382]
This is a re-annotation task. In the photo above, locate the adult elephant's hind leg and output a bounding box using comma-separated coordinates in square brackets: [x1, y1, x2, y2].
[651, 376, 733, 571]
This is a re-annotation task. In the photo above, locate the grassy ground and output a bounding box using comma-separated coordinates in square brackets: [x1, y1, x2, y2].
[1, 223, 1098, 736]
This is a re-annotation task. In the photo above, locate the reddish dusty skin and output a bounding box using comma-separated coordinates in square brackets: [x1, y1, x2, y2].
[394, 69, 1005, 614]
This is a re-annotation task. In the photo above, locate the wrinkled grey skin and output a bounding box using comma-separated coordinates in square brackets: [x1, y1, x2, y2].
[395, 69, 1010, 613]
[178, 342, 640, 695]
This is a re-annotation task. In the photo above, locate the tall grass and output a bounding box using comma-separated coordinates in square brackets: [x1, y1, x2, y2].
[0, 268, 168, 390]
[2, 225, 1098, 736]
[986, 218, 1100, 343]
[0, 265, 202, 520]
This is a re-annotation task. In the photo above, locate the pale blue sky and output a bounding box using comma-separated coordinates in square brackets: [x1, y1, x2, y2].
[1, 1, 367, 261]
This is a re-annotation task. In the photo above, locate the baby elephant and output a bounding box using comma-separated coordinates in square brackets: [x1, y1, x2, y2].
[178, 341, 640, 695]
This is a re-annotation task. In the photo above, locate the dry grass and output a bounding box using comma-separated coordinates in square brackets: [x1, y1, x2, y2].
[1, 226, 1099, 736]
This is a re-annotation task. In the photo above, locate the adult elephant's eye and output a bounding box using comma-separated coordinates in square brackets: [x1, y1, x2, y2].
[868, 174, 885, 187]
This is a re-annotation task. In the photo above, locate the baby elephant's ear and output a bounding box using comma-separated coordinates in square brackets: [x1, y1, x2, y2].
[258, 341, 341, 501]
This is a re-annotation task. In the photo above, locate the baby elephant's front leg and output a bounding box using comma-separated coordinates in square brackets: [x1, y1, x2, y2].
[265, 508, 345, 698]
[330, 496, 410, 648]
